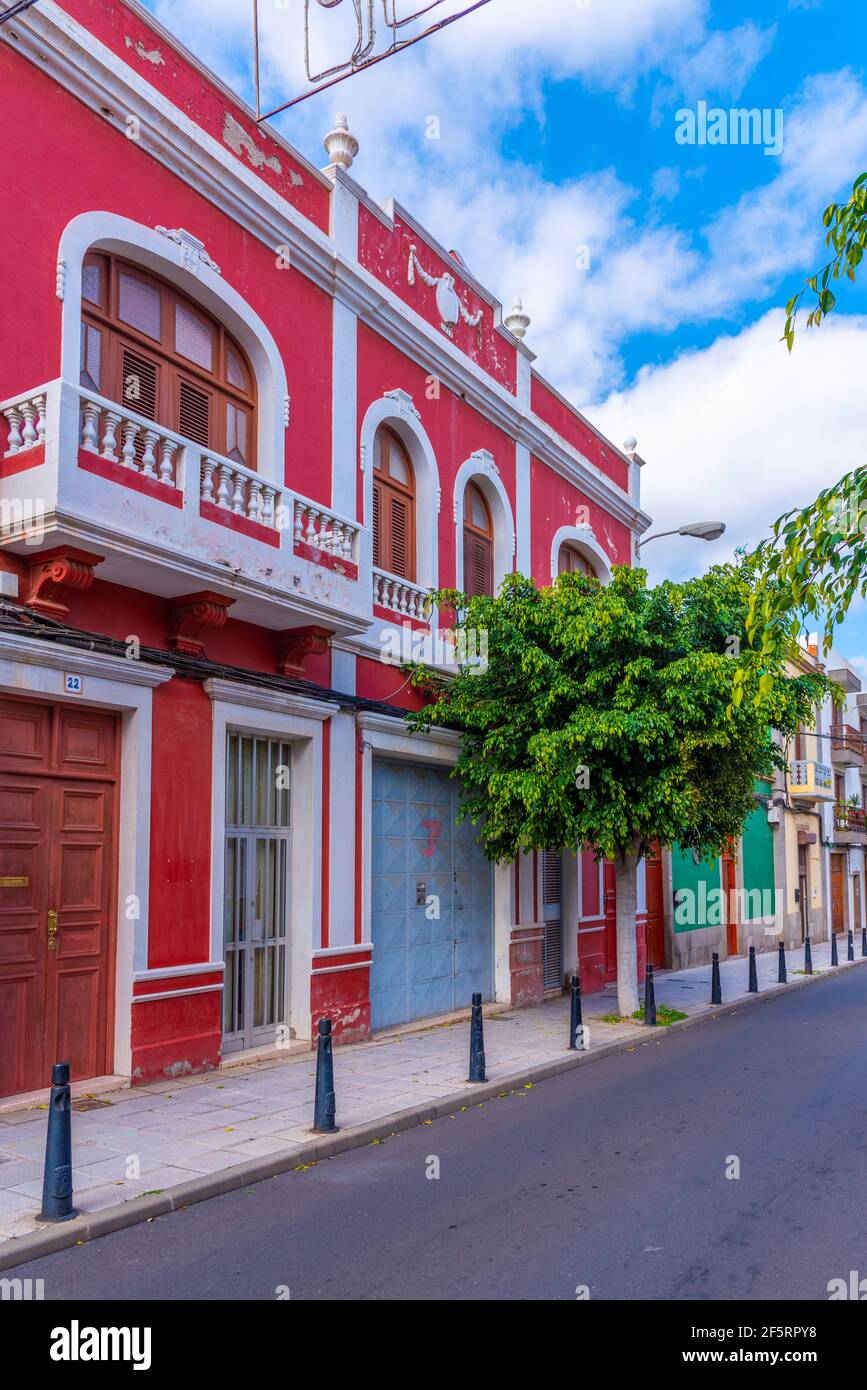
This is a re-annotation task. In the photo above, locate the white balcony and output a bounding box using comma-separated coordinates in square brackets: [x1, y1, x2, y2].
[789, 760, 835, 802]
[0, 380, 369, 636]
[372, 567, 433, 623]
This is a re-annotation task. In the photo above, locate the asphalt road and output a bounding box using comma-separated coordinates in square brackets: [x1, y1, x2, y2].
[14, 967, 867, 1300]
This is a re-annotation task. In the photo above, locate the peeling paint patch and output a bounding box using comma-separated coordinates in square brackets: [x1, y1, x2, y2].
[289, 170, 304, 187]
[164, 1059, 193, 1078]
[222, 112, 282, 175]
[124, 36, 165, 67]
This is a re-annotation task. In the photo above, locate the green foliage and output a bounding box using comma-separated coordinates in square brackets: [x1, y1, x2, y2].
[631, 1004, 687, 1025]
[406, 562, 827, 867]
[782, 172, 867, 350]
[748, 469, 867, 656]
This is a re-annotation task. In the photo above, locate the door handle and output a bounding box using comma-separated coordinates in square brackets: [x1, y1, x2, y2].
[47, 908, 58, 952]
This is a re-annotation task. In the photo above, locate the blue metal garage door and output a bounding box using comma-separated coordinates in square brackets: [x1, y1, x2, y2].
[371, 759, 493, 1032]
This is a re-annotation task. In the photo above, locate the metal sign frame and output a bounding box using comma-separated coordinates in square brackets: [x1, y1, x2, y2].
[252, 0, 495, 121]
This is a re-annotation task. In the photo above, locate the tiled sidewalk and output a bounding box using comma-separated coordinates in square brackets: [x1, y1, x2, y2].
[0, 937, 859, 1245]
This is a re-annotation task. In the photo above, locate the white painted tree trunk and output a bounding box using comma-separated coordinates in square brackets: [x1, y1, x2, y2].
[614, 849, 640, 1018]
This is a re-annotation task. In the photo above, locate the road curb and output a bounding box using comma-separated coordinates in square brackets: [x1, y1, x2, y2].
[2, 953, 865, 1272]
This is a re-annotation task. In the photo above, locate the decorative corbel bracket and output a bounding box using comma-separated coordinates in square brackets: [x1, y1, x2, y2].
[276, 624, 334, 678]
[24, 546, 103, 618]
[168, 591, 234, 656]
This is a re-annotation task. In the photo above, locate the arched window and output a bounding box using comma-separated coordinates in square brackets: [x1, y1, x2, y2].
[80, 252, 257, 468]
[373, 426, 415, 580]
[558, 544, 596, 579]
[463, 481, 493, 597]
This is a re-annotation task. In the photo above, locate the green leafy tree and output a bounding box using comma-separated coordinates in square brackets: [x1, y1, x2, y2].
[750, 171, 867, 655]
[408, 563, 827, 1016]
[782, 172, 867, 351]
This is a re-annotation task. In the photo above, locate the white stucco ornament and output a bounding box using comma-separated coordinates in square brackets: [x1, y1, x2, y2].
[154, 226, 221, 276]
[504, 296, 530, 340]
[408, 244, 483, 338]
[323, 112, 359, 171]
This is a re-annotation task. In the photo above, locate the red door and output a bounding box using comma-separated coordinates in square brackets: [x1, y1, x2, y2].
[645, 849, 665, 969]
[0, 697, 119, 1098]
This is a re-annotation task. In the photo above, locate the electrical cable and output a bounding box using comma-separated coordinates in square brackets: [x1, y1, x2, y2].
[0, 0, 41, 28]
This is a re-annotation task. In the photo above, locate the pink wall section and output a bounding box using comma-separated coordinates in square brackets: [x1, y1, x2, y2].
[358, 205, 517, 394]
[530, 457, 632, 584]
[531, 376, 629, 493]
[357, 323, 517, 588]
[0, 41, 333, 506]
[57, 0, 330, 231]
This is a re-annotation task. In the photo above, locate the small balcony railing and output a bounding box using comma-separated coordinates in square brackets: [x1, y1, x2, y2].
[834, 804, 867, 843]
[372, 567, 433, 623]
[830, 723, 865, 767]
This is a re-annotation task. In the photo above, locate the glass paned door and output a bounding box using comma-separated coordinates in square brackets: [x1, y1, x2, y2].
[223, 733, 291, 1051]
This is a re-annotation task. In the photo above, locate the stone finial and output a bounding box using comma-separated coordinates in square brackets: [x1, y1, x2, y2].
[504, 296, 530, 340]
[323, 112, 359, 171]
[623, 436, 638, 457]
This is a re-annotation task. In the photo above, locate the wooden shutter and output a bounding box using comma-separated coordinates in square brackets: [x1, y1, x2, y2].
[372, 480, 382, 568]
[119, 346, 158, 422]
[389, 495, 408, 577]
[464, 530, 492, 597]
[178, 378, 211, 448]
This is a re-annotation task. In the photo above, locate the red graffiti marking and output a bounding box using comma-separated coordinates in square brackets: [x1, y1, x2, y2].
[421, 818, 443, 858]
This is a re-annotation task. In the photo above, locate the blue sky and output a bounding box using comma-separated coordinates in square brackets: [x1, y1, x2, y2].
[143, 0, 867, 668]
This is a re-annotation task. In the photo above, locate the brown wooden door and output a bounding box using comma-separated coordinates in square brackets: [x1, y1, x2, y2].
[645, 848, 665, 969]
[0, 697, 118, 1098]
[831, 854, 846, 935]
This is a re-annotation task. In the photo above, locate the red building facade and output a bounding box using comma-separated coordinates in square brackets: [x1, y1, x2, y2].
[0, 0, 651, 1099]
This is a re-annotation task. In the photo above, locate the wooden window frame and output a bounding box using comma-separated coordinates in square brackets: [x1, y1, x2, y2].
[462, 481, 494, 598]
[80, 252, 257, 469]
[372, 426, 416, 582]
[558, 543, 596, 578]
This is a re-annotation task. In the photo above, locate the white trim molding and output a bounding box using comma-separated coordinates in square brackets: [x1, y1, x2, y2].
[549, 524, 614, 585]
[56, 211, 289, 486]
[453, 451, 516, 592]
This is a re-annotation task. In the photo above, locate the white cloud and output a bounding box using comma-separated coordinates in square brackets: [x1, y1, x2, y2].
[590, 309, 867, 582]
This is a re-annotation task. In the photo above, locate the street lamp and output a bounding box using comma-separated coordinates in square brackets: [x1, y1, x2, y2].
[637, 521, 726, 550]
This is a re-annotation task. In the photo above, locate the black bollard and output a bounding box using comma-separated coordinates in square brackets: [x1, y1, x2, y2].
[862, 927, 866, 958]
[804, 936, 813, 975]
[468, 992, 487, 1082]
[848, 930, 855, 962]
[831, 933, 838, 967]
[711, 952, 722, 1005]
[569, 973, 584, 1050]
[778, 941, 788, 982]
[312, 1017, 338, 1133]
[39, 1062, 77, 1223]
[748, 946, 758, 993]
[644, 962, 657, 1026]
